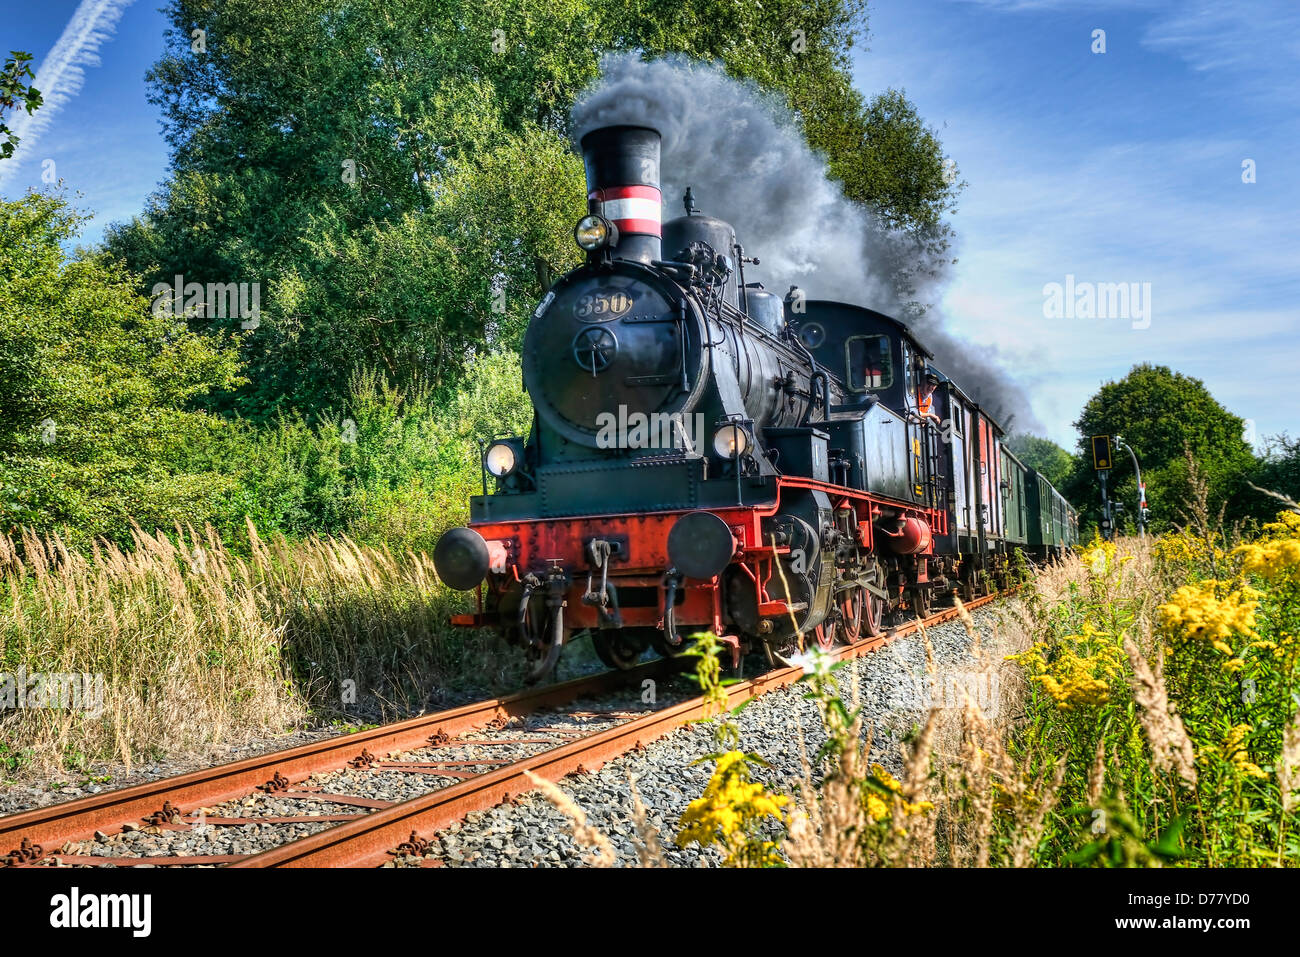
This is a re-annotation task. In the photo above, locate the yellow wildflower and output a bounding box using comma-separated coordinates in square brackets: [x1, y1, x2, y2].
[677, 750, 788, 867]
[870, 764, 903, 793]
[866, 792, 889, 821]
[1158, 581, 1261, 647]
[863, 765, 932, 820]
[1214, 724, 1269, 781]
[1261, 509, 1300, 540]
[1008, 634, 1123, 711]
[1077, 535, 1118, 576]
[1234, 536, 1300, 588]
[1153, 532, 1224, 569]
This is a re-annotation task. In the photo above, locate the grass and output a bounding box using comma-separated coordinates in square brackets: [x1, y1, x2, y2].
[0, 519, 513, 782]
[535, 477, 1300, 867]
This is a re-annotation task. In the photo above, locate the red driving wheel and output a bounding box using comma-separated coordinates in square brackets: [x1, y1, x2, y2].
[839, 588, 863, 643]
[861, 589, 884, 637]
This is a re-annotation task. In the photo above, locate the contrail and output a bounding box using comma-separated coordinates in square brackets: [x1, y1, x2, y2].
[0, 0, 136, 191]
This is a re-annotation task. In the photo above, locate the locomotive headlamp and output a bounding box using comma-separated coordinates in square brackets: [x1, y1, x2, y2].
[575, 214, 617, 252]
[484, 441, 518, 478]
[712, 423, 750, 459]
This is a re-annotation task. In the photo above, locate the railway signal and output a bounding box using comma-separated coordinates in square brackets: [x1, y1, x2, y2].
[1091, 435, 1112, 471]
[1091, 435, 1113, 539]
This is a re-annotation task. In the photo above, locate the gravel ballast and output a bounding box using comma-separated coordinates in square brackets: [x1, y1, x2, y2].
[398, 604, 1011, 868]
[7, 603, 1011, 867]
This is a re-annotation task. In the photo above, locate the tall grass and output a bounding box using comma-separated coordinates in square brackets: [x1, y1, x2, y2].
[0, 520, 506, 780]
[540, 473, 1300, 867]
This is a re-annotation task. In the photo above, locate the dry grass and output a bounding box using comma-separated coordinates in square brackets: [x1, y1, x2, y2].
[0, 520, 503, 780]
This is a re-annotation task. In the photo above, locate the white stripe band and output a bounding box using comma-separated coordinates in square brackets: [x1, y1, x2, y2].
[599, 197, 661, 223]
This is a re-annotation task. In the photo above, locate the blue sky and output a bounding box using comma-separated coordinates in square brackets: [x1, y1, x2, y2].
[852, 0, 1300, 451]
[2, 0, 1296, 451]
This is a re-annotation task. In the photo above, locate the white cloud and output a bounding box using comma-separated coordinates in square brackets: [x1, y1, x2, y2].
[0, 0, 136, 191]
[850, 2, 1299, 448]
[1142, 1, 1300, 86]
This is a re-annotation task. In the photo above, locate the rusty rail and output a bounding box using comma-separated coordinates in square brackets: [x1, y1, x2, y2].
[234, 593, 1001, 868]
[0, 658, 673, 864]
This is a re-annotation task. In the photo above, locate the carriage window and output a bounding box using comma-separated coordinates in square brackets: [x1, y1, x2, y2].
[846, 335, 893, 392]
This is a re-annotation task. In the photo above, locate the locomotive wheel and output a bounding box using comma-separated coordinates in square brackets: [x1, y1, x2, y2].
[592, 630, 647, 671]
[908, 587, 932, 620]
[650, 629, 691, 659]
[860, 589, 884, 637]
[523, 603, 566, 685]
[524, 637, 564, 684]
[766, 622, 829, 665]
[837, 588, 864, 644]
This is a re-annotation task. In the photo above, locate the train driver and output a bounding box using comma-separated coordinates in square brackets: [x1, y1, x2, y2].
[916, 370, 942, 425]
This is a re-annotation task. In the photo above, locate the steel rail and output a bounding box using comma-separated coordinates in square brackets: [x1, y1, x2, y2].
[0, 658, 673, 862]
[233, 592, 1002, 868]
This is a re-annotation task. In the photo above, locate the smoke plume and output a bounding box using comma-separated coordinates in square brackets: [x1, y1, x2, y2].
[570, 53, 1035, 430]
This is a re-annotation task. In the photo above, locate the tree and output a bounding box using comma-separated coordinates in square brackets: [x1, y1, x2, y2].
[105, 0, 961, 420]
[1062, 363, 1256, 533]
[1243, 434, 1300, 519]
[0, 51, 42, 160]
[1006, 433, 1073, 489]
[0, 193, 245, 540]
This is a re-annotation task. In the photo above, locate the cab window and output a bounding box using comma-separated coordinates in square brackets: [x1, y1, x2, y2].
[846, 335, 893, 392]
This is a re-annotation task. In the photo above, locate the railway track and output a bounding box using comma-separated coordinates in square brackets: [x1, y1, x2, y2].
[1, 592, 1002, 869]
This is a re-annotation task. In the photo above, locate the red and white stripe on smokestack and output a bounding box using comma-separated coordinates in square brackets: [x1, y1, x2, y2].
[579, 125, 662, 263]
[589, 185, 662, 237]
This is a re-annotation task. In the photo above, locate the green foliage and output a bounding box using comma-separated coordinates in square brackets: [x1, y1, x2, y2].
[995, 522, 1300, 867]
[1, 188, 532, 547]
[0, 193, 246, 538]
[0, 51, 42, 159]
[1007, 432, 1074, 488]
[1063, 363, 1257, 533]
[105, 0, 960, 420]
[611, 0, 961, 234]
[1243, 434, 1300, 517]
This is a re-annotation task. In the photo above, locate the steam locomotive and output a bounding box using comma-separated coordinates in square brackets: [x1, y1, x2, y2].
[433, 124, 1079, 681]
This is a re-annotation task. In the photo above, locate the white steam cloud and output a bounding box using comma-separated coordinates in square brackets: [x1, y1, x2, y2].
[571, 53, 1035, 430]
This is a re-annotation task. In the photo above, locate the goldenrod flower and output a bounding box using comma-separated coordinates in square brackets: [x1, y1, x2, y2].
[1215, 724, 1270, 781]
[677, 751, 788, 867]
[1234, 536, 1300, 588]
[1008, 634, 1123, 711]
[1158, 581, 1261, 647]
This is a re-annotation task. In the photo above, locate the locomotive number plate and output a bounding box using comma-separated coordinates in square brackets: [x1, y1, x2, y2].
[574, 289, 635, 321]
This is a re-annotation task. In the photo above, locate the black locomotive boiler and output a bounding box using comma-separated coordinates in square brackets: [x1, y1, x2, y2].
[433, 124, 1079, 681]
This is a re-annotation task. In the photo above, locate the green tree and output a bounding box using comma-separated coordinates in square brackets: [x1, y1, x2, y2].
[1062, 363, 1256, 533]
[0, 193, 246, 540]
[1243, 434, 1300, 517]
[1006, 433, 1073, 489]
[0, 51, 42, 160]
[106, 0, 960, 420]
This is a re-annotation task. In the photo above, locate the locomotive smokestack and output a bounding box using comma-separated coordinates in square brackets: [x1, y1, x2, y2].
[579, 125, 662, 264]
